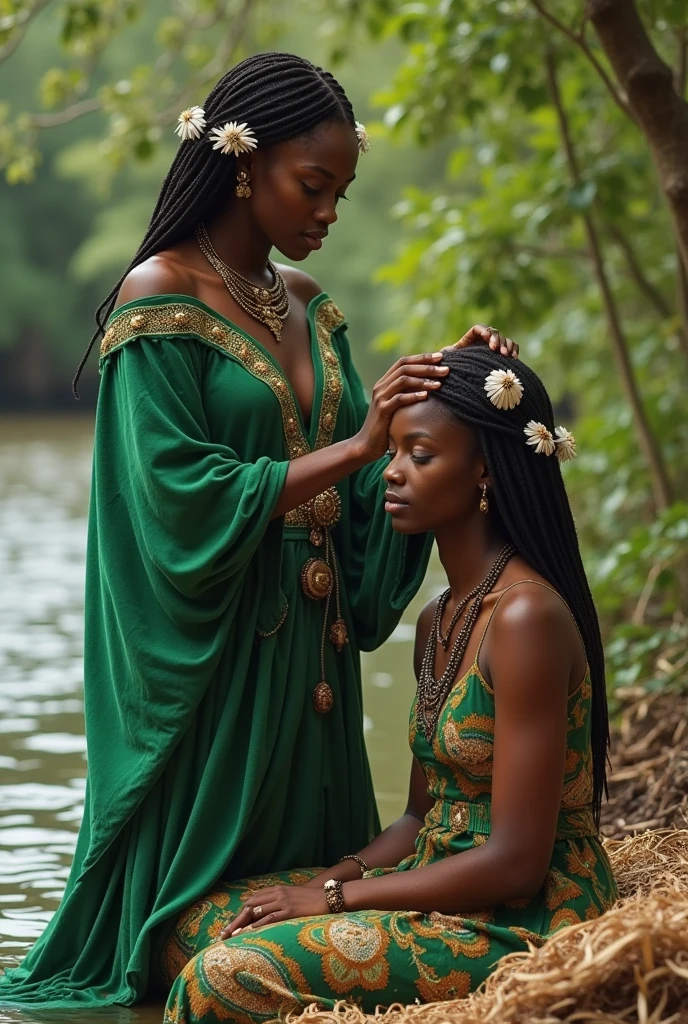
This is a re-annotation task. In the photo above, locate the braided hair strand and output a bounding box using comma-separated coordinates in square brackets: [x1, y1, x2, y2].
[434, 347, 609, 826]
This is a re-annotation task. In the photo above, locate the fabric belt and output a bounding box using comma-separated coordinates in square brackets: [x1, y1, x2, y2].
[427, 799, 598, 841]
[283, 526, 314, 541]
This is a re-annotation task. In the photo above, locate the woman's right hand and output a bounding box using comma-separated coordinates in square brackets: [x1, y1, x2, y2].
[355, 353, 449, 461]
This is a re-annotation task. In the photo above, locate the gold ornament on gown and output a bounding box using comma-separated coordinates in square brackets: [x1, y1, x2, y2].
[301, 559, 334, 601]
[298, 529, 349, 713]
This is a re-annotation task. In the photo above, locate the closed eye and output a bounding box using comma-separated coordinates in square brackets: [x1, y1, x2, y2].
[302, 182, 350, 203]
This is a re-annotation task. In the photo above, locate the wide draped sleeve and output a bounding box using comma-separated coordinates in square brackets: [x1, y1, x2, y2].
[86, 330, 288, 859]
[332, 327, 434, 652]
[100, 334, 288, 605]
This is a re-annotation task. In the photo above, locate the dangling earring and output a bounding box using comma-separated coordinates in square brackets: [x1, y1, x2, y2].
[235, 169, 251, 198]
[479, 484, 489, 514]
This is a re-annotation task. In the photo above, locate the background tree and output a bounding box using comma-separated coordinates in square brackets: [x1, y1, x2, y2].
[313, 0, 688, 693]
[0, 0, 686, 692]
[0, 0, 447, 401]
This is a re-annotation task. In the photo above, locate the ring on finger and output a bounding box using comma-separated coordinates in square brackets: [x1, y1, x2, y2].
[253, 905, 263, 917]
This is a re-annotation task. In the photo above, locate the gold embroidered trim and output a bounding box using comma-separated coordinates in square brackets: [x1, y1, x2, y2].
[313, 299, 345, 451]
[101, 299, 345, 468]
[102, 300, 349, 648]
[101, 301, 313, 460]
[285, 299, 345, 528]
[256, 601, 289, 639]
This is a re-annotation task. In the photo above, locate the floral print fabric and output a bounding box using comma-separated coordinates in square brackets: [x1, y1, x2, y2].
[161, 663, 617, 1023]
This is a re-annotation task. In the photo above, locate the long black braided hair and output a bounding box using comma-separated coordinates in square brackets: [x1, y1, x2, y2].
[433, 347, 609, 826]
[73, 52, 357, 396]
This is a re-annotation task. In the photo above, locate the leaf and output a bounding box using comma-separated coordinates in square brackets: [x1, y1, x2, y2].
[566, 180, 597, 211]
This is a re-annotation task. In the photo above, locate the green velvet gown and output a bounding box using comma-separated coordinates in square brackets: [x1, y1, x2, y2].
[0, 293, 432, 1010]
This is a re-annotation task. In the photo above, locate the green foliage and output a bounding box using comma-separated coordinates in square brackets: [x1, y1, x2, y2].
[0, 0, 445, 390]
[317, 0, 688, 695]
[1, 0, 686, 694]
[0, 0, 258, 184]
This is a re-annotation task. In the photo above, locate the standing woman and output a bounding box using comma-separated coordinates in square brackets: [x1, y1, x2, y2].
[0, 52, 515, 1011]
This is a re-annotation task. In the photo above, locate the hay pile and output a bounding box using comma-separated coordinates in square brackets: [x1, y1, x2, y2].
[290, 830, 688, 1024]
[602, 688, 688, 838]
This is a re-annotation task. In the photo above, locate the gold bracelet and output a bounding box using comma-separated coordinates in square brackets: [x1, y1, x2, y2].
[339, 854, 369, 875]
[323, 878, 345, 913]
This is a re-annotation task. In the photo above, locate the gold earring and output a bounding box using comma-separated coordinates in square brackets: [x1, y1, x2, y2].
[479, 484, 489, 514]
[236, 169, 251, 198]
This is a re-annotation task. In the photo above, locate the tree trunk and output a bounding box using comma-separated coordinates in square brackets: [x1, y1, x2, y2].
[587, 0, 688, 279]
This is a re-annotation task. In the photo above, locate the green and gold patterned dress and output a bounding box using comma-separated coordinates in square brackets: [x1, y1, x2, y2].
[161, 614, 618, 1024]
[0, 293, 431, 1012]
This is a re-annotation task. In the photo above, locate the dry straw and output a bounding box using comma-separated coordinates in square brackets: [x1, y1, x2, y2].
[285, 830, 688, 1024]
[601, 689, 688, 839]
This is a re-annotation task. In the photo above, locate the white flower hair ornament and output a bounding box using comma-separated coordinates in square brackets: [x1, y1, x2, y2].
[524, 421, 556, 456]
[355, 121, 370, 154]
[484, 368, 523, 410]
[554, 425, 577, 462]
[175, 106, 206, 141]
[482, 367, 576, 461]
[208, 121, 258, 157]
[522, 421, 577, 460]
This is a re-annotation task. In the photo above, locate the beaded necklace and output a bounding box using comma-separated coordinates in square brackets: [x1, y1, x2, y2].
[197, 224, 290, 342]
[417, 544, 515, 740]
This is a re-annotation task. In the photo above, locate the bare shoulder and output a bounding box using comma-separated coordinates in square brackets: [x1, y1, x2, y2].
[413, 595, 440, 680]
[116, 253, 197, 309]
[276, 265, 324, 305]
[487, 580, 584, 680]
[492, 581, 575, 638]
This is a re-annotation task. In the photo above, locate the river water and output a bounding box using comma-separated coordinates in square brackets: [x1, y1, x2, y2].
[0, 416, 441, 1023]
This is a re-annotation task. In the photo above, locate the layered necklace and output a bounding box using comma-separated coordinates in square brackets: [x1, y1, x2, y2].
[196, 224, 290, 342]
[417, 543, 515, 740]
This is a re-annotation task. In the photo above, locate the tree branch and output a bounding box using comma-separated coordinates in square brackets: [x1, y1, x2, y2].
[632, 561, 664, 626]
[545, 46, 674, 514]
[29, 96, 101, 128]
[0, 0, 52, 63]
[675, 27, 687, 99]
[510, 242, 589, 260]
[16, 0, 255, 146]
[528, 0, 634, 120]
[675, 256, 688, 367]
[609, 225, 670, 318]
[587, 0, 688, 280]
[160, 0, 257, 122]
[610, 225, 688, 371]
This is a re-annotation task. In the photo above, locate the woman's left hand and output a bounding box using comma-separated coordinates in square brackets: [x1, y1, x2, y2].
[450, 325, 519, 358]
[219, 884, 329, 939]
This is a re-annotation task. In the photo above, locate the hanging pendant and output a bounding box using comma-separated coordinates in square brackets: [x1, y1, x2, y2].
[265, 313, 283, 342]
[313, 681, 334, 714]
[329, 617, 349, 653]
[309, 528, 324, 547]
[301, 558, 333, 600]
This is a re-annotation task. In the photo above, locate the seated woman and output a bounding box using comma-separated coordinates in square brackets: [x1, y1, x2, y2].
[160, 346, 618, 1024]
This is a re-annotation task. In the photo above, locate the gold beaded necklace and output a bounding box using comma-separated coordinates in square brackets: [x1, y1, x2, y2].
[196, 224, 290, 342]
[417, 544, 515, 740]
